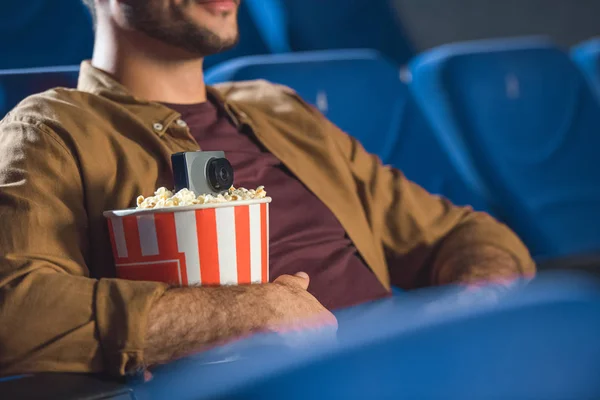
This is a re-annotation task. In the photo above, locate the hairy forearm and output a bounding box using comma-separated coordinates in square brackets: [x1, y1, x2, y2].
[433, 244, 535, 287]
[142, 275, 334, 368]
[144, 285, 270, 366]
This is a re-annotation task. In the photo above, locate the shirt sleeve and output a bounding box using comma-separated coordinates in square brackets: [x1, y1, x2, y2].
[0, 117, 168, 376]
[315, 111, 536, 289]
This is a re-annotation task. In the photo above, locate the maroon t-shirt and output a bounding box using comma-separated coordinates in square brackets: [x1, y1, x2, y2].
[165, 99, 390, 310]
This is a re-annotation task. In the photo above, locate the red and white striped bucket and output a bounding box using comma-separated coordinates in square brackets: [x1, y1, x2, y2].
[103, 198, 271, 286]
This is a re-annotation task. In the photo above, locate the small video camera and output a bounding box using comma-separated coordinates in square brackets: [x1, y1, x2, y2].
[171, 151, 234, 195]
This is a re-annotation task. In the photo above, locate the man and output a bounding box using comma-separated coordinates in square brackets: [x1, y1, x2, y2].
[0, 0, 534, 377]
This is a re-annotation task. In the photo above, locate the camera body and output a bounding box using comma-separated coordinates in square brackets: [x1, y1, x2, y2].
[171, 151, 234, 196]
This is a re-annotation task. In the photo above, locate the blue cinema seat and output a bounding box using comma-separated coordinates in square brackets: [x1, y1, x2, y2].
[0, 66, 80, 118]
[571, 38, 600, 99]
[409, 37, 600, 258]
[281, 0, 414, 65]
[204, 0, 290, 70]
[0, 0, 93, 69]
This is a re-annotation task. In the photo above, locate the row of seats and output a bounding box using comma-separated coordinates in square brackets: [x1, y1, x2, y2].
[1, 37, 600, 261]
[0, 0, 413, 70]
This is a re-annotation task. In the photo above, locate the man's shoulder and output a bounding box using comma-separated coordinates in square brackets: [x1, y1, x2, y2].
[2, 87, 100, 128]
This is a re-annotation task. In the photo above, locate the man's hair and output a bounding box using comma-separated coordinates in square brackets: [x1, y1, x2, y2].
[82, 0, 96, 27]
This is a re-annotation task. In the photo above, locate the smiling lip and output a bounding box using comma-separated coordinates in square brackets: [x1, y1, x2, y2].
[196, 0, 238, 13]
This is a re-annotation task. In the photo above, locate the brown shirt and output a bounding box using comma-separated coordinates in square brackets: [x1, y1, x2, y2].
[0, 62, 535, 376]
[164, 99, 390, 310]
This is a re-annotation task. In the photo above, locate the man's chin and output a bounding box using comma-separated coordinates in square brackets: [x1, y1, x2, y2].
[183, 21, 239, 54]
[202, 41, 239, 57]
[174, 36, 239, 58]
[201, 33, 240, 55]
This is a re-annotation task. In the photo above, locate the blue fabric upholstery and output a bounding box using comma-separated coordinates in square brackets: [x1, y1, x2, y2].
[281, 0, 414, 65]
[244, 0, 290, 54]
[409, 37, 600, 258]
[0, 0, 93, 69]
[571, 38, 600, 99]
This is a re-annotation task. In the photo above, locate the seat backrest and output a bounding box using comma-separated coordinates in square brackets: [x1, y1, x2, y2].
[206, 49, 409, 161]
[0, 0, 93, 69]
[0, 66, 80, 118]
[281, 0, 414, 66]
[244, 0, 290, 54]
[571, 38, 600, 100]
[203, 0, 289, 70]
[409, 37, 600, 258]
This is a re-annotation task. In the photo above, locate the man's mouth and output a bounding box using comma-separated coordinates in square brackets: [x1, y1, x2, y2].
[195, 0, 240, 13]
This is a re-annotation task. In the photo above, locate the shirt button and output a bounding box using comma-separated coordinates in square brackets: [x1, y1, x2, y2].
[153, 122, 164, 132]
[176, 119, 187, 127]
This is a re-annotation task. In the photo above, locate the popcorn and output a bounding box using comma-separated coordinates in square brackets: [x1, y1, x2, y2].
[136, 186, 268, 209]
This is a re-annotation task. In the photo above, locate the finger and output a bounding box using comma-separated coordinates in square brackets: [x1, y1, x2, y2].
[274, 273, 310, 290]
[295, 271, 309, 279]
[293, 272, 310, 290]
[295, 271, 310, 281]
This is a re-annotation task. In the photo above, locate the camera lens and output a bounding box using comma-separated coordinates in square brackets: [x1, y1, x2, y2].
[207, 158, 234, 192]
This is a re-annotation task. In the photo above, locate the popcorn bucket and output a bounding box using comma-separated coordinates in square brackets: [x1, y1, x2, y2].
[103, 198, 271, 286]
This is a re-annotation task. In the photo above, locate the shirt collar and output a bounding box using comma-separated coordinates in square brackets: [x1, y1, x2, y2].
[76, 61, 246, 135]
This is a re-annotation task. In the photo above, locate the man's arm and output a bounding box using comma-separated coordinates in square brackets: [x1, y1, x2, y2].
[315, 113, 535, 289]
[144, 273, 333, 366]
[433, 244, 528, 286]
[0, 118, 333, 376]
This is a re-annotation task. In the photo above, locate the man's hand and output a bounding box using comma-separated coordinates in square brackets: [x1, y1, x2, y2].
[266, 272, 338, 332]
[143, 272, 336, 368]
[433, 244, 534, 288]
